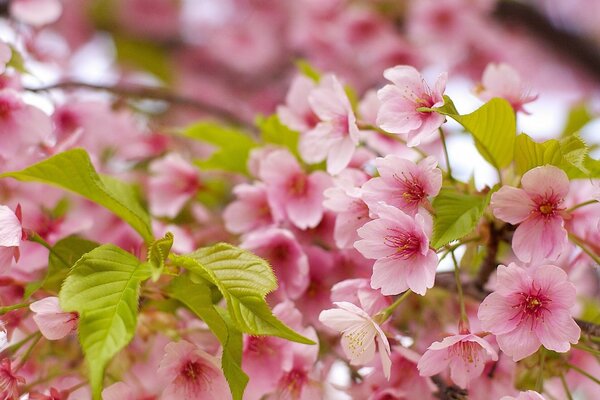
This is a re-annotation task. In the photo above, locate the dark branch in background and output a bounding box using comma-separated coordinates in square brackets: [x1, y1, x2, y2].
[431, 374, 468, 400]
[25, 81, 253, 128]
[475, 222, 501, 291]
[493, 1, 600, 84]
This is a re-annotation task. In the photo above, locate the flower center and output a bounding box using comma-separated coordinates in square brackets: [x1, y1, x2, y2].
[181, 361, 203, 381]
[394, 172, 426, 205]
[288, 174, 307, 196]
[279, 368, 308, 398]
[538, 202, 554, 215]
[533, 192, 564, 219]
[450, 341, 480, 364]
[384, 228, 421, 259]
[512, 287, 552, 328]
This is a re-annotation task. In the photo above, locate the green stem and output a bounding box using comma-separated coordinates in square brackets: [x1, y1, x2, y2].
[573, 343, 600, 357]
[569, 234, 600, 265]
[375, 290, 412, 323]
[438, 127, 455, 182]
[14, 332, 42, 372]
[450, 250, 468, 327]
[27, 231, 52, 251]
[0, 331, 39, 356]
[566, 199, 598, 213]
[559, 370, 574, 400]
[567, 362, 600, 386]
[0, 302, 30, 315]
[536, 348, 546, 392]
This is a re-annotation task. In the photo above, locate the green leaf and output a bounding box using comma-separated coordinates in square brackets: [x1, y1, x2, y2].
[560, 134, 588, 173]
[60, 245, 149, 400]
[562, 102, 593, 137]
[436, 96, 516, 169]
[166, 276, 248, 400]
[170, 243, 314, 345]
[113, 34, 171, 83]
[0, 149, 153, 242]
[7, 44, 27, 74]
[514, 134, 563, 175]
[183, 122, 258, 175]
[432, 189, 490, 249]
[147, 232, 174, 281]
[294, 59, 321, 81]
[257, 114, 300, 157]
[25, 235, 100, 298]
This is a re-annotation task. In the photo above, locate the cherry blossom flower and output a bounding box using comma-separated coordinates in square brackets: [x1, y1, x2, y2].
[362, 155, 442, 216]
[30, 296, 78, 340]
[331, 278, 389, 316]
[0, 359, 25, 399]
[148, 153, 201, 218]
[0, 205, 24, 273]
[355, 204, 438, 295]
[241, 228, 309, 299]
[277, 74, 319, 133]
[491, 165, 569, 263]
[500, 391, 546, 400]
[0, 43, 11, 75]
[0, 90, 53, 160]
[417, 332, 498, 388]
[376, 65, 446, 147]
[10, 0, 63, 26]
[29, 387, 69, 400]
[158, 340, 231, 400]
[323, 171, 370, 249]
[223, 183, 274, 235]
[319, 301, 391, 379]
[475, 63, 538, 113]
[477, 263, 580, 361]
[298, 75, 360, 175]
[259, 149, 331, 229]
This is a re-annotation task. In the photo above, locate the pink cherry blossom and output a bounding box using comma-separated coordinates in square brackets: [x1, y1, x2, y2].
[501, 391, 546, 400]
[331, 278, 390, 316]
[259, 149, 331, 229]
[376, 65, 446, 147]
[241, 228, 309, 300]
[158, 340, 231, 400]
[30, 297, 78, 340]
[10, 0, 63, 26]
[478, 263, 580, 361]
[323, 171, 370, 249]
[417, 332, 498, 388]
[0, 205, 24, 273]
[277, 75, 319, 133]
[223, 183, 274, 235]
[491, 165, 569, 263]
[0, 359, 24, 399]
[147, 153, 201, 218]
[0, 89, 53, 161]
[362, 155, 442, 216]
[476, 63, 538, 113]
[298, 75, 360, 175]
[355, 204, 438, 295]
[319, 301, 391, 379]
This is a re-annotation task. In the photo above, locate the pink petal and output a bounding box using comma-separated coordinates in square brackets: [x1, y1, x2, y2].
[477, 292, 520, 335]
[0, 206, 22, 247]
[319, 302, 369, 332]
[371, 257, 410, 295]
[491, 186, 534, 224]
[10, 0, 62, 26]
[512, 216, 567, 263]
[530, 265, 576, 310]
[521, 166, 569, 200]
[299, 124, 333, 164]
[326, 137, 356, 175]
[32, 312, 76, 340]
[404, 251, 437, 295]
[496, 326, 541, 361]
[535, 310, 580, 353]
[418, 348, 450, 377]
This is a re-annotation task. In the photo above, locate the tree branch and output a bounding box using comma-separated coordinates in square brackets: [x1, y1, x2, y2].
[431, 374, 468, 400]
[475, 221, 501, 291]
[25, 81, 253, 127]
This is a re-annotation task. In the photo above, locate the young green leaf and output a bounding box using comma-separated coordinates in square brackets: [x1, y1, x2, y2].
[170, 243, 314, 345]
[436, 96, 516, 169]
[147, 232, 174, 281]
[561, 102, 592, 137]
[166, 275, 248, 400]
[257, 114, 300, 157]
[514, 134, 563, 175]
[183, 122, 258, 175]
[431, 189, 490, 249]
[294, 59, 321, 82]
[0, 149, 153, 242]
[60, 245, 150, 400]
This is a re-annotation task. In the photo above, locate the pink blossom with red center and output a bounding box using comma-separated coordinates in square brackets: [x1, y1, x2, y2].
[147, 153, 201, 218]
[323, 171, 371, 249]
[277, 75, 319, 133]
[241, 228, 309, 300]
[355, 204, 437, 295]
[501, 391, 546, 400]
[491, 165, 569, 263]
[417, 331, 498, 388]
[223, 182, 274, 235]
[376, 65, 446, 147]
[298, 75, 360, 175]
[0, 204, 25, 273]
[362, 155, 442, 216]
[0, 358, 25, 399]
[30, 296, 78, 340]
[477, 263, 580, 361]
[475, 63, 538, 114]
[259, 149, 331, 229]
[158, 340, 231, 400]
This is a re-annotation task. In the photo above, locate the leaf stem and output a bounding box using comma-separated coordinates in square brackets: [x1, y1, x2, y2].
[559, 370, 574, 400]
[567, 362, 600, 386]
[573, 343, 600, 357]
[566, 199, 598, 213]
[450, 250, 468, 327]
[14, 332, 42, 372]
[375, 290, 412, 323]
[536, 348, 546, 392]
[438, 127, 455, 182]
[0, 302, 30, 315]
[568, 233, 600, 265]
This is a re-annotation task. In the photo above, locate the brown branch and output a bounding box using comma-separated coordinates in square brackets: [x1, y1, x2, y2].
[430, 375, 468, 400]
[25, 81, 253, 128]
[475, 222, 501, 291]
